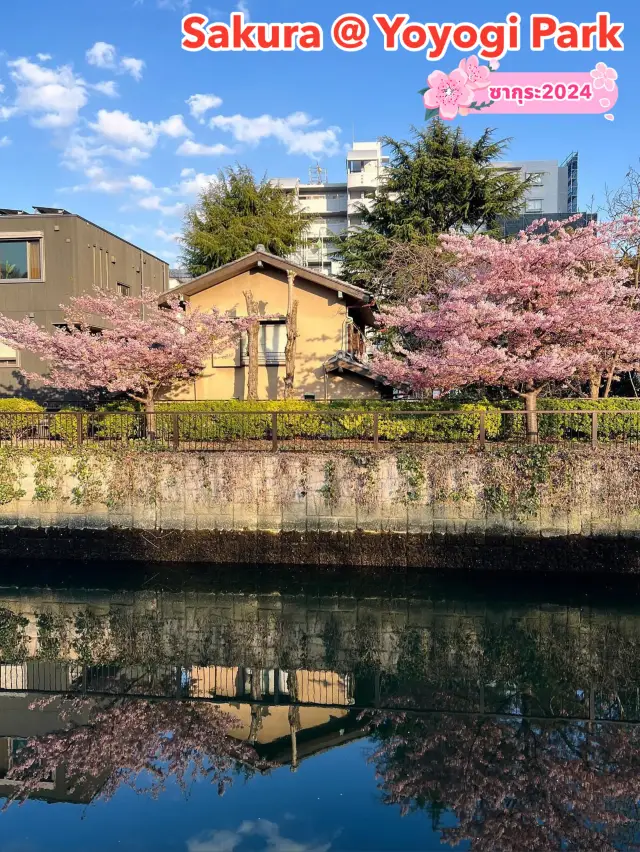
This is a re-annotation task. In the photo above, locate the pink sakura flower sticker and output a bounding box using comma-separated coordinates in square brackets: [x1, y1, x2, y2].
[590, 62, 618, 92]
[489, 59, 500, 71]
[458, 55, 490, 89]
[424, 68, 474, 120]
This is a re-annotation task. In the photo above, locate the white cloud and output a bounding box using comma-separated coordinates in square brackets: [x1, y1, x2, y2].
[129, 174, 155, 192]
[0, 136, 11, 148]
[155, 228, 182, 243]
[0, 106, 15, 121]
[85, 42, 145, 81]
[36, 53, 52, 62]
[61, 173, 155, 195]
[187, 821, 332, 852]
[156, 114, 192, 138]
[92, 80, 119, 98]
[187, 93, 222, 123]
[209, 111, 341, 158]
[120, 57, 145, 81]
[236, 1, 250, 21]
[89, 110, 194, 161]
[86, 42, 117, 69]
[8, 57, 87, 128]
[176, 139, 230, 156]
[177, 168, 217, 195]
[90, 109, 158, 149]
[137, 195, 185, 217]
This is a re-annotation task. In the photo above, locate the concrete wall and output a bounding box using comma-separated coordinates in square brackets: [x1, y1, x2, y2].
[1, 448, 640, 544]
[0, 214, 168, 399]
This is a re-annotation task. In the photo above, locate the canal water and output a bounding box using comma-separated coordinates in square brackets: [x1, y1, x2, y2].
[0, 566, 639, 851]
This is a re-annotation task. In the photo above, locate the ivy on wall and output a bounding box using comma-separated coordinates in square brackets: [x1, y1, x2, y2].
[0, 444, 638, 524]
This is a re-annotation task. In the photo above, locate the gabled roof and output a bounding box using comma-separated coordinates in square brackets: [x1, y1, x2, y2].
[160, 250, 371, 304]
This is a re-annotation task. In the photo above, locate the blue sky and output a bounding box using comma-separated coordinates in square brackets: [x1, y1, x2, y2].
[0, 0, 636, 266]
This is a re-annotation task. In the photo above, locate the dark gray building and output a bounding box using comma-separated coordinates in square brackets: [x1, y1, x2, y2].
[0, 208, 169, 399]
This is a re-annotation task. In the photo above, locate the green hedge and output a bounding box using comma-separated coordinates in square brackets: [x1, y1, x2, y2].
[498, 399, 640, 442]
[154, 400, 501, 443]
[48, 408, 89, 444]
[0, 399, 44, 439]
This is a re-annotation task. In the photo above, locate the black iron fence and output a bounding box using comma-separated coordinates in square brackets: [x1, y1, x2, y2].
[1, 408, 640, 451]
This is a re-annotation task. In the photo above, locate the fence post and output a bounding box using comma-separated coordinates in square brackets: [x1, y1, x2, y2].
[478, 409, 486, 450]
[591, 411, 598, 449]
[272, 412, 278, 452]
[76, 411, 84, 446]
[172, 412, 180, 450]
[373, 412, 379, 448]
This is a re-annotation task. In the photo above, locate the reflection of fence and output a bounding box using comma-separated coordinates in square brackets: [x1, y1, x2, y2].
[3, 408, 640, 451]
[0, 662, 354, 707]
[4, 661, 640, 724]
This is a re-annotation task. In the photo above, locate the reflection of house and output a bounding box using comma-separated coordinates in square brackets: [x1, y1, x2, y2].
[189, 666, 354, 706]
[162, 249, 389, 401]
[0, 693, 104, 805]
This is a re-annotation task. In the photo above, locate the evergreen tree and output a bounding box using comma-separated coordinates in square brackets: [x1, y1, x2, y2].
[336, 121, 533, 292]
[181, 166, 308, 275]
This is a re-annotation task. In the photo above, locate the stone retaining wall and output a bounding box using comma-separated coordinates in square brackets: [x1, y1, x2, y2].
[0, 448, 639, 566]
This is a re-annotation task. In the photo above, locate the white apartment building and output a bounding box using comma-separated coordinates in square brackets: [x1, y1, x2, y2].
[272, 146, 580, 274]
[271, 142, 389, 277]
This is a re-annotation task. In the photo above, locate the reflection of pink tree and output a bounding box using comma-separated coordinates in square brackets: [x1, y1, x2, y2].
[368, 710, 640, 851]
[6, 698, 266, 805]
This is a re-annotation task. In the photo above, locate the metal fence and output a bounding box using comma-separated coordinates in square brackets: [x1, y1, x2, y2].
[2, 408, 640, 451]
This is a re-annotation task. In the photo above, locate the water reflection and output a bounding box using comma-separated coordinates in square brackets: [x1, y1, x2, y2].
[1, 580, 640, 849]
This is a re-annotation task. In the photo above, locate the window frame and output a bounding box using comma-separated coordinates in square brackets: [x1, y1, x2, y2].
[241, 319, 287, 366]
[525, 199, 544, 213]
[0, 233, 45, 284]
[0, 341, 18, 367]
[525, 172, 545, 186]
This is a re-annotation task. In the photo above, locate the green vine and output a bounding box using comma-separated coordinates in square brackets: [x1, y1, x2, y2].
[348, 453, 380, 507]
[32, 452, 63, 503]
[318, 459, 339, 507]
[483, 445, 555, 518]
[0, 449, 25, 505]
[396, 451, 426, 504]
[70, 453, 104, 506]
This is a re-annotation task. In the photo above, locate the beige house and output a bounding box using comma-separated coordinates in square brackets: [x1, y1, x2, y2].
[164, 248, 387, 401]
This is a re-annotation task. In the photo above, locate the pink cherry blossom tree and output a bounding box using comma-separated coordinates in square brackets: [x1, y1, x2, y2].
[0, 288, 247, 415]
[374, 216, 640, 440]
[5, 696, 267, 806]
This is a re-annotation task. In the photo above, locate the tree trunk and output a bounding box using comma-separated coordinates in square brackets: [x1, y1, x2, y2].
[144, 394, 157, 440]
[284, 271, 298, 401]
[589, 373, 601, 400]
[603, 352, 619, 398]
[284, 302, 299, 400]
[244, 291, 259, 401]
[524, 390, 539, 444]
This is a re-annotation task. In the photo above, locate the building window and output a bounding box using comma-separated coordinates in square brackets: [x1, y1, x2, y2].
[526, 172, 545, 186]
[0, 342, 17, 365]
[242, 321, 287, 365]
[304, 393, 316, 401]
[525, 199, 544, 213]
[0, 238, 42, 282]
[117, 283, 130, 296]
[348, 161, 364, 173]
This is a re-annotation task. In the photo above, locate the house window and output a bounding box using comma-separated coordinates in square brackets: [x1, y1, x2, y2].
[0, 238, 42, 282]
[526, 172, 545, 186]
[0, 342, 17, 365]
[525, 199, 544, 213]
[304, 393, 316, 401]
[242, 321, 286, 365]
[117, 283, 130, 296]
